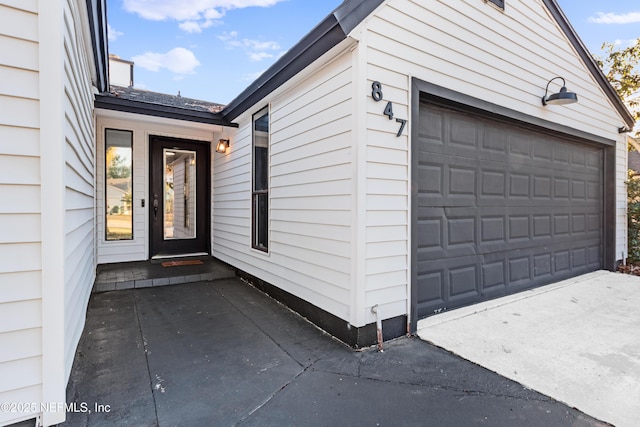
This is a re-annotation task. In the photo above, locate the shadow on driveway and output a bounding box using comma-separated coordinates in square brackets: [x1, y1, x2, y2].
[63, 278, 605, 426]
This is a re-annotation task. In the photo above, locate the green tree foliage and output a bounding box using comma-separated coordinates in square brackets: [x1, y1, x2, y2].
[627, 171, 640, 263]
[106, 149, 131, 179]
[596, 40, 640, 264]
[595, 39, 640, 134]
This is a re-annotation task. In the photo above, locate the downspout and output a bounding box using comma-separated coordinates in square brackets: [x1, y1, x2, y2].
[371, 305, 383, 352]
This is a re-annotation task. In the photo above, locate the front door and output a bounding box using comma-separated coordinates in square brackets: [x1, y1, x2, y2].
[149, 136, 210, 258]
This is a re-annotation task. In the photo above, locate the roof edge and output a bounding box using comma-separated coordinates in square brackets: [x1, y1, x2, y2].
[221, 0, 385, 122]
[543, 0, 635, 128]
[95, 95, 237, 127]
[334, 0, 385, 35]
[86, 0, 109, 93]
[220, 14, 345, 122]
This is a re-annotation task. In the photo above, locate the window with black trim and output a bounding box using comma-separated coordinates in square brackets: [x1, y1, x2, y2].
[487, 0, 504, 9]
[252, 107, 269, 251]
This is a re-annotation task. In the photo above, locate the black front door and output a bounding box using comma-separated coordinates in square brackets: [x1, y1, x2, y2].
[149, 136, 210, 258]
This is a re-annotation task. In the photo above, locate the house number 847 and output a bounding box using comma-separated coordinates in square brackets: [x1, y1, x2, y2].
[371, 81, 407, 137]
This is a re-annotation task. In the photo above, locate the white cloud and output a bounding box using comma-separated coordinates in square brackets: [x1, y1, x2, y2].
[613, 39, 639, 48]
[218, 31, 238, 41]
[589, 12, 640, 24]
[204, 9, 225, 20]
[179, 20, 216, 33]
[132, 48, 201, 74]
[249, 51, 273, 61]
[107, 24, 123, 41]
[218, 31, 281, 62]
[122, 0, 286, 32]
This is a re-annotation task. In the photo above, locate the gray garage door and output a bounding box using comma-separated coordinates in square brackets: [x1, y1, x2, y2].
[414, 101, 603, 319]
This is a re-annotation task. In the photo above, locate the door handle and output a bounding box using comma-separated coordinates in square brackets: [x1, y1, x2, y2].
[153, 194, 159, 219]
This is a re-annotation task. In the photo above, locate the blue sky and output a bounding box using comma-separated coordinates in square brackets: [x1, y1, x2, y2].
[106, 0, 640, 104]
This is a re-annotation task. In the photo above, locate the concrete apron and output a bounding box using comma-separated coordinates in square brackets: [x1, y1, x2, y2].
[417, 271, 640, 427]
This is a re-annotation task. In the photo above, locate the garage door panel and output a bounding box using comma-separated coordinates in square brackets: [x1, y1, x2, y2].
[586, 151, 601, 170]
[571, 148, 587, 167]
[482, 125, 510, 154]
[418, 204, 599, 247]
[415, 101, 603, 319]
[533, 137, 553, 161]
[449, 114, 479, 148]
[418, 248, 601, 316]
[587, 180, 601, 201]
[419, 170, 600, 208]
[422, 126, 602, 174]
[508, 132, 532, 158]
[588, 244, 601, 265]
[482, 260, 506, 291]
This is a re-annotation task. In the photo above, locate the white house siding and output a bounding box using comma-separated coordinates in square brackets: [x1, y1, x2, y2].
[0, 1, 44, 425]
[0, 0, 98, 424]
[62, 0, 97, 381]
[214, 45, 356, 322]
[95, 111, 218, 264]
[357, 0, 627, 322]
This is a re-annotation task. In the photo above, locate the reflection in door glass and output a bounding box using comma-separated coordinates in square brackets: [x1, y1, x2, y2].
[106, 129, 133, 241]
[164, 149, 197, 240]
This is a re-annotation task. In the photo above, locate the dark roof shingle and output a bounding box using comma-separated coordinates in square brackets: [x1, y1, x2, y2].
[108, 85, 225, 113]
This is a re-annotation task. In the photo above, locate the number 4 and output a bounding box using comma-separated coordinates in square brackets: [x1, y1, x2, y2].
[384, 102, 394, 120]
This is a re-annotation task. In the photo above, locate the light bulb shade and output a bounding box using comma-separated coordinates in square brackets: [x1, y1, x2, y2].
[541, 77, 578, 106]
[544, 87, 578, 105]
[216, 139, 229, 153]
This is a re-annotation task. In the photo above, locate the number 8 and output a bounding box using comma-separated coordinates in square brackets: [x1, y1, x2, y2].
[372, 81, 383, 102]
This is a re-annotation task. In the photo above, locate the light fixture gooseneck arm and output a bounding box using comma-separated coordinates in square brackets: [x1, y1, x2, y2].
[541, 76, 578, 106]
[542, 77, 565, 106]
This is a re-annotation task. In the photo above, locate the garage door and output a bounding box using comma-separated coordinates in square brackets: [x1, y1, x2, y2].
[414, 101, 603, 319]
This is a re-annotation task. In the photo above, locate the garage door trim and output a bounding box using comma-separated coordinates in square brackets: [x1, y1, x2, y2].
[409, 78, 617, 332]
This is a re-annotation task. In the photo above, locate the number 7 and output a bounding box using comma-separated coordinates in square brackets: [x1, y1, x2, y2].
[396, 118, 407, 137]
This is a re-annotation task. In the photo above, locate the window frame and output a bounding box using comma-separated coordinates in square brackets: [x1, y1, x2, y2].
[251, 106, 270, 252]
[487, 0, 505, 10]
[105, 128, 134, 241]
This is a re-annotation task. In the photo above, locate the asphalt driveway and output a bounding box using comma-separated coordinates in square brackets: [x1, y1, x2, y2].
[62, 277, 603, 426]
[417, 271, 640, 427]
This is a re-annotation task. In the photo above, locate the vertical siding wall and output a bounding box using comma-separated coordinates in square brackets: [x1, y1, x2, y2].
[360, 0, 626, 320]
[617, 136, 628, 260]
[0, 1, 43, 425]
[62, 0, 97, 378]
[214, 49, 355, 321]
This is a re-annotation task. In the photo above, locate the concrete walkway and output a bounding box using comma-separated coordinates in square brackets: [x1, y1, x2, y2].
[417, 271, 640, 427]
[62, 277, 603, 426]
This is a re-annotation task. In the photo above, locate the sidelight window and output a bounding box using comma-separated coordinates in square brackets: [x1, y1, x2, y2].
[252, 107, 269, 252]
[105, 129, 133, 241]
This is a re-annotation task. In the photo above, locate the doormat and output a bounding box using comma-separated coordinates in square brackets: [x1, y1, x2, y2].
[161, 260, 204, 267]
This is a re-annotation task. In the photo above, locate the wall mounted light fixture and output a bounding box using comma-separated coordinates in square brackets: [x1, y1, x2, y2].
[216, 139, 229, 154]
[541, 77, 578, 106]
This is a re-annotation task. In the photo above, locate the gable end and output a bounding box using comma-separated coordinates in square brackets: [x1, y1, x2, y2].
[543, 0, 634, 128]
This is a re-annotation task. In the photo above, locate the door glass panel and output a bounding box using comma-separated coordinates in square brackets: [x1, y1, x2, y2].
[164, 149, 197, 240]
[105, 129, 133, 241]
